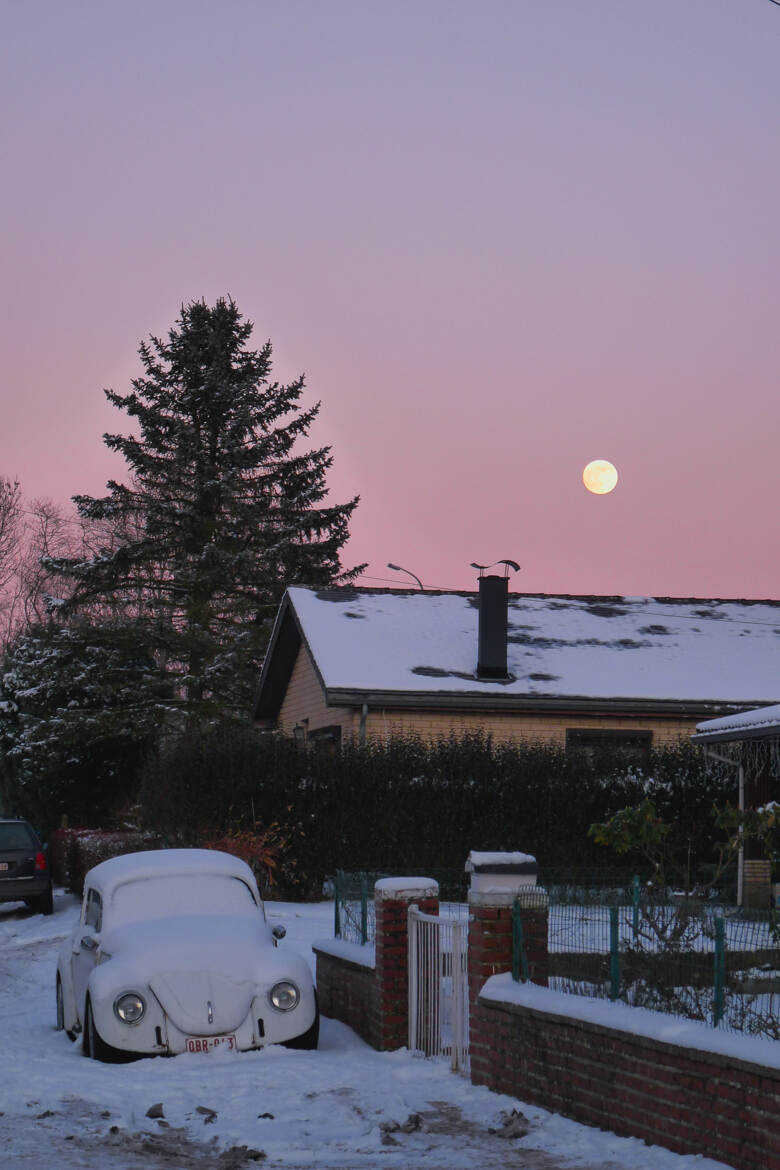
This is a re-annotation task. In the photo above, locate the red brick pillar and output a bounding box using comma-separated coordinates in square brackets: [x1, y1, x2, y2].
[465, 852, 548, 1085]
[374, 877, 439, 1051]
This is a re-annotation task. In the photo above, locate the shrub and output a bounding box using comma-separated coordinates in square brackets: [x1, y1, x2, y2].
[64, 828, 163, 895]
[135, 727, 730, 893]
[201, 823, 295, 897]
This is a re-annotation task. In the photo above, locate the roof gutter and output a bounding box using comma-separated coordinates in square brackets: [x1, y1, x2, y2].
[324, 689, 760, 719]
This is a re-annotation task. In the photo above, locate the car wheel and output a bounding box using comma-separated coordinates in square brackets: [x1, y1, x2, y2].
[25, 885, 53, 916]
[282, 995, 320, 1051]
[55, 976, 74, 1040]
[83, 997, 139, 1063]
[83, 997, 120, 1062]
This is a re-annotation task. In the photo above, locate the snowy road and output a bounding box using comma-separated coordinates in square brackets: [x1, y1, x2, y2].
[0, 892, 733, 1170]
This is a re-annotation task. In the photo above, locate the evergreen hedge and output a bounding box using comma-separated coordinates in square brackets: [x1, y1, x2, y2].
[137, 728, 735, 897]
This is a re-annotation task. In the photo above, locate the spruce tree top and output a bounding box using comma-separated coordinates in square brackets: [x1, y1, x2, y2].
[47, 297, 362, 714]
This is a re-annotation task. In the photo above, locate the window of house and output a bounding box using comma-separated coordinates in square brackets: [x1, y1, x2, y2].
[308, 725, 342, 755]
[566, 728, 652, 765]
[292, 720, 309, 743]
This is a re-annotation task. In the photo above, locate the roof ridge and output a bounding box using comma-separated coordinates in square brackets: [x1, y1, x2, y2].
[286, 584, 780, 606]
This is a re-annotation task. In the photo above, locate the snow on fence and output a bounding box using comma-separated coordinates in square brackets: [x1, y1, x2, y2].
[335, 869, 779, 1039]
[515, 890, 780, 1039]
[333, 869, 468, 946]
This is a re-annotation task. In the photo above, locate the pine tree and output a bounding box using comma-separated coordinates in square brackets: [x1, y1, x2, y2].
[47, 297, 362, 718]
[0, 619, 162, 830]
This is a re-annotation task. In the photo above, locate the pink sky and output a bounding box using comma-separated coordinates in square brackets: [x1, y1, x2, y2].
[2, 1, 779, 599]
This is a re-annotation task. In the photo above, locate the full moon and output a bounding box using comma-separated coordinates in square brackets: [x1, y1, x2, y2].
[583, 459, 618, 495]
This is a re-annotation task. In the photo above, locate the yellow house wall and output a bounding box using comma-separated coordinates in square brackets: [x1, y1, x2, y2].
[361, 708, 694, 747]
[276, 647, 695, 746]
[277, 645, 356, 737]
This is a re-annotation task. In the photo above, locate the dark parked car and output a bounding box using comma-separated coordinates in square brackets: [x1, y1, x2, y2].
[0, 818, 54, 915]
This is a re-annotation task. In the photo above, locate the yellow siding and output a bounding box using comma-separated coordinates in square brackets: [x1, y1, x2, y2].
[361, 708, 694, 747]
[277, 646, 356, 738]
[276, 650, 694, 746]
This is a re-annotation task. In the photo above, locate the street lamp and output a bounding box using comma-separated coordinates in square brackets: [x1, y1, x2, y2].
[387, 562, 424, 590]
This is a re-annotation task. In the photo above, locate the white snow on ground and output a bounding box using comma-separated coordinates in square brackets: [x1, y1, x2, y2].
[1, 891, 737, 1170]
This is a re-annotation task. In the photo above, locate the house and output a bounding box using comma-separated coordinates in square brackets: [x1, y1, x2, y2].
[692, 704, 780, 907]
[253, 575, 780, 755]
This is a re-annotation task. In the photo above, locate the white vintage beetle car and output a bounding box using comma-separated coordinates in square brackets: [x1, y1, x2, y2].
[56, 849, 318, 1060]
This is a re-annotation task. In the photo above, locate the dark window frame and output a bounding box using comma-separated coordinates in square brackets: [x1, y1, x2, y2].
[84, 888, 103, 931]
[308, 724, 342, 754]
[566, 727, 652, 765]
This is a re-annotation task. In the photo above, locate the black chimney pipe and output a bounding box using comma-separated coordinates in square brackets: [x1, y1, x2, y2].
[477, 574, 509, 679]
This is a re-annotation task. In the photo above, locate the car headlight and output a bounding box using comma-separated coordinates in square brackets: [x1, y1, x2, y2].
[269, 980, 300, 1012]
[113, 992, 146, 1024]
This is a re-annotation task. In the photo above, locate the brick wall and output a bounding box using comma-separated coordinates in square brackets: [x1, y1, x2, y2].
[314, 948, 379, 1049]
[314, 878, 439, 1052]
[471, 987, 780, 1170]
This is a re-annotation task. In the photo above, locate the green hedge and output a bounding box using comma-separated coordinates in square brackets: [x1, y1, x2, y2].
[137, 728, 735, 897]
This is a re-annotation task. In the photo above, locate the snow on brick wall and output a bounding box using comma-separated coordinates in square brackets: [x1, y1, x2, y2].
[471, 991, 780, 1170]
[314, 948, 379, 1050]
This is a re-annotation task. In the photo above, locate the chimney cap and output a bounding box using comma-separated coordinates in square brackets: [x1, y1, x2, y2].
[470, 559, 520, 578]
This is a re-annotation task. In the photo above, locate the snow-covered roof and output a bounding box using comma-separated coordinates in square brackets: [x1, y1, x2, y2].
[255, 586, 780, 718]
[693, 702, 780, 743]
[85, 848, 258, 896]
[465, 851, 537, 871]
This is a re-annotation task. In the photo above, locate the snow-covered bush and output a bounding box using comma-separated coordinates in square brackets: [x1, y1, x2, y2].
[63, 828, 163, 894]
[134, 728, 727, 893]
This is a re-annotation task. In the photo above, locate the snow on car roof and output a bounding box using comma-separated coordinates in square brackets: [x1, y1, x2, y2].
[85, 849, 258, 895]
[281, 586, 780, 706]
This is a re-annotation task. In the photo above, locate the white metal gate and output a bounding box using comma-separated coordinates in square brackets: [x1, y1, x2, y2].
[408, 905, 469, 1072]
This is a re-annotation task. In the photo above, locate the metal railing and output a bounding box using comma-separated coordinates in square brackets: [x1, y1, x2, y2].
[513, 880, 780, 1039]
[332, 869, 469, 945]
[408, 904, 469, 1071]
[333, 871, 374, 946]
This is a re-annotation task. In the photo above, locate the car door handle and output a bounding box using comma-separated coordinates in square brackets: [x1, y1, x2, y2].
[80, 936, 98, 951]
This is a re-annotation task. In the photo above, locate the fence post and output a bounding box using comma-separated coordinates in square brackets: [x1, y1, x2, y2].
[374, 877, 439, 1051]
[334, 872, 342, 939]
[713, 916, 726, 1027]
[360, 877, 368, 944]
[512, 902, 530, 983]
[609, 906, 620, 1001]
[632, 874, 640, 940]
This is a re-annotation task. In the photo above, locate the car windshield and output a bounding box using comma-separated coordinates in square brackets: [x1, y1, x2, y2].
[0, 823, 35, 850]
[109, 873, 259, 924]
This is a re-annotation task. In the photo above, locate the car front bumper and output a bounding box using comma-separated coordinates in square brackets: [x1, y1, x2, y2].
[91, 991, 318, 1055]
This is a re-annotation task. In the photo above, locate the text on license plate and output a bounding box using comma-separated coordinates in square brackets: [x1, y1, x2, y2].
[186, 1034, 236, 1054]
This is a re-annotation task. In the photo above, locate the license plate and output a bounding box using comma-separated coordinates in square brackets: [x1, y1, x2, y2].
[185, 1034, 236, 1054]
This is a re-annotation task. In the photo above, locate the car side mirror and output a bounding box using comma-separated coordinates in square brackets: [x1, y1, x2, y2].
[272, 925, 286, 941]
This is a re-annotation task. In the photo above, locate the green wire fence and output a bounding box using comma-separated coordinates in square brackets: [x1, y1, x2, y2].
[333, 868, 778, 1039]
[513, 881, 779, 1039]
